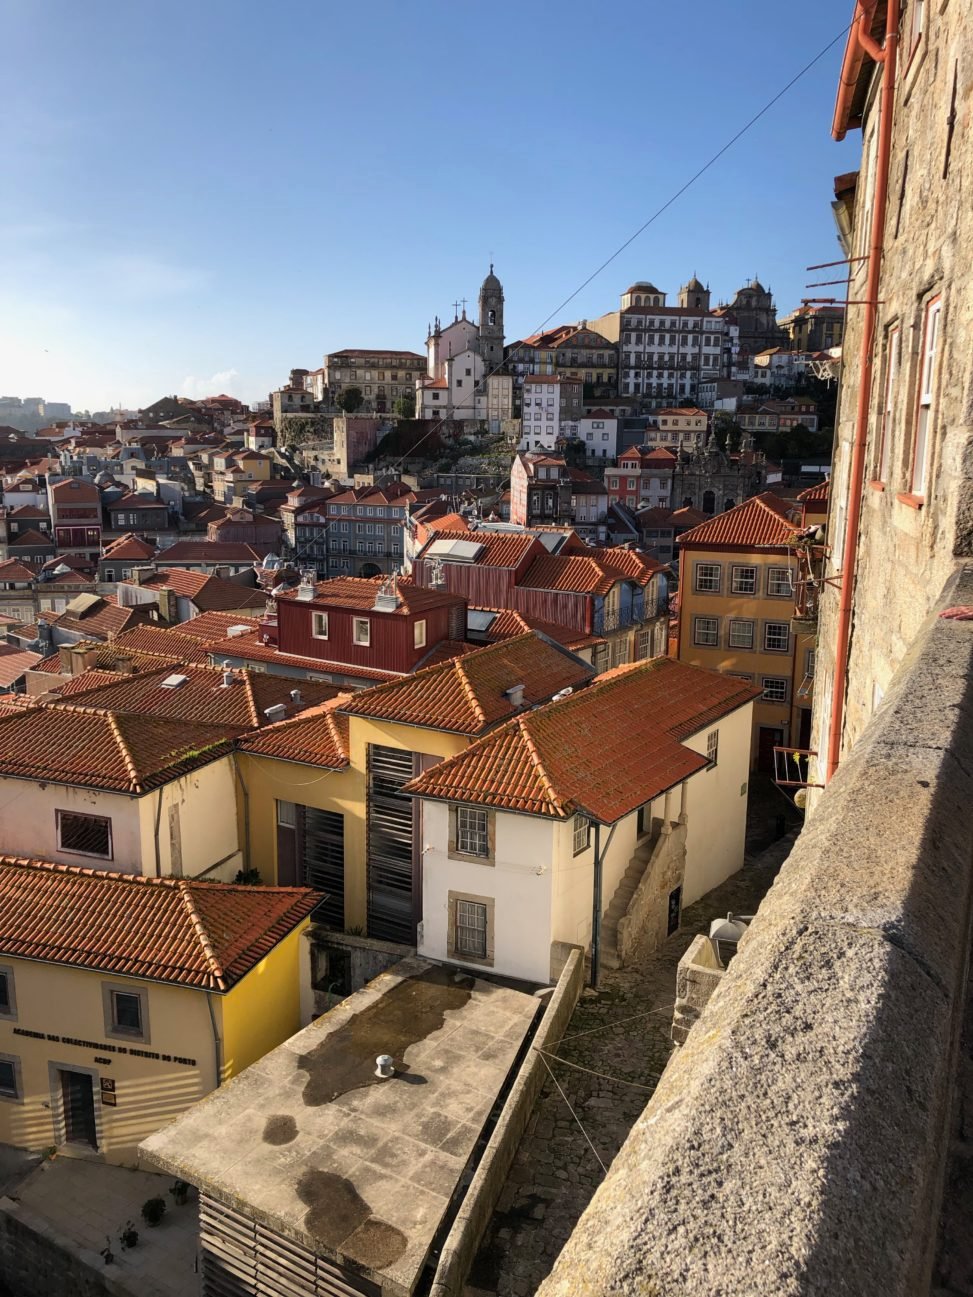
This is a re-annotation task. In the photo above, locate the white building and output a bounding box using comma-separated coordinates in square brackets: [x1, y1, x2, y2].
[577, 409, 620, 461]
[518, 375, 583, 452]
[405, 657, 757, 984]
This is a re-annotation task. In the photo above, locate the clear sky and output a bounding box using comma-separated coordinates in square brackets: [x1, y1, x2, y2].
[1, 0, 859, 413]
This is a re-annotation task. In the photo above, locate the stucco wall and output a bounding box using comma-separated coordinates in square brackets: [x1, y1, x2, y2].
[0, 779, 143, 873]
[219, 921, 309, 1079]
[0, 961, 217, 1166]
[137, 756, 242, 880]
[419, 801, 555, 984]
[551, 810, 641, 952]
[681, 702, 752, 904]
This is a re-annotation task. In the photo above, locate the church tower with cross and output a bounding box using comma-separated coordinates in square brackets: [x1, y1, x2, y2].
[477, 265, 505, 370]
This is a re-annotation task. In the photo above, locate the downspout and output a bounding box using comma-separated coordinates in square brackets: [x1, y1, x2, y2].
[826, 0, 899, 784]
[589, 821, 617, 990]
[153, 789, 164, 878]
[206, 993, 225, 1088]
[231, 753, 251, 873]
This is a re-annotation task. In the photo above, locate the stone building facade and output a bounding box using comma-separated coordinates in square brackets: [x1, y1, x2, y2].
[809, 0, 973, 799]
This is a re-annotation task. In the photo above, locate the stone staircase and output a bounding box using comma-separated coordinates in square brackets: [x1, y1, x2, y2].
[601, 834, 658, 970]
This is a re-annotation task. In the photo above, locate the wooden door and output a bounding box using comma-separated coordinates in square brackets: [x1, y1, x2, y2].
[60, 1070, 97, 1147]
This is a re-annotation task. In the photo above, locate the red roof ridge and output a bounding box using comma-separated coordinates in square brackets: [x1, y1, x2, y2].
[176, 880, 228, 991]
[517, 716, 565, 815]
[454, 657, 488, 730]
[106, 710, 140, 788]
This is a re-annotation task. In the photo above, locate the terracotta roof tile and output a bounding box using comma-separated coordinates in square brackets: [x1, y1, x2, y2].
[0, 857, 317, 991]
[276, 576, 464, 615]
[153, 541, 263, 563]
[8, 528, 53, 549]
[471, 608, 603, 651]
[206, 631, 401, 683]
[797, 478, 830, 503]
[102, 534, 157, 560]
[404, 658, 761, 822]
[237, 697, 350, 766]
[676, 493, 799, 549]
[418, 529, 540, 569]
[0, 646, 42, 686]
[0, 559, 38, 582]
[52, 600, 153, 641]
[0, 704, 237, 792]
[339, 633, 593, 734]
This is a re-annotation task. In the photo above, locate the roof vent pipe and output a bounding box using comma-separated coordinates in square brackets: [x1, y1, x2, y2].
[290, 688, 302, 705]
[375, 1054, 394, 1080]
[222, 670, 235, 688]
[504, 683, 525, 708]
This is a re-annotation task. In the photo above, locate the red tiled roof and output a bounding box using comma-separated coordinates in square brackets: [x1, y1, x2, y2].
[107, 625, 215, 663]
[7, 529, 51, 549]
[153, 541, 263, 563]
[206, 631, 401, 683]
[669, 507, 708, 526]
[277, 576, 464, 616]
[328, 348, 424, 359]
[676, 493, 798, 549]
[49, 664, 338, 731]
[102, 533, 157, 560]
[0, 857, 317, 991]
[418, 529, 540, 570]
[404, 658, 761, 822]
[0, 704, 237, 792]
[0, 646, 42, 687]
[797, 478, 830, 503]
[636, 508, 674, 527]
[50, 479, 99, 502]
[471, 608, 603, 652]
[130, 568, 268, 613]
[8, 505, 49, 519]
[338, 633, 593, 735]
[586, 547, 665, 587]
[237, 697, 350, 767]
[171, 611, 260, 641]
[53, 600, 152, 641]
[0, 559, 38, 582]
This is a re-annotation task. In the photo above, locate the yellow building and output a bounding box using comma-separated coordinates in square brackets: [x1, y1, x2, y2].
[675, 493, 815, 771]
[235, 633, 595, 942]
[0, 858, 316, 1165]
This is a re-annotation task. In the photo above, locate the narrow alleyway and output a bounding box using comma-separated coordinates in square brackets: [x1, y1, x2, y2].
[467, 786, 798, 1297]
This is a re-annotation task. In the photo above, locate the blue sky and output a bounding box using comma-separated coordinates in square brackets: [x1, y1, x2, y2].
[1, 0, 858, 413]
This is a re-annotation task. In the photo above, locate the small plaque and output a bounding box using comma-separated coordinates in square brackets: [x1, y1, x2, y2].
[101, 1091, 117, 1107]
[100, 1077, 115, 1093]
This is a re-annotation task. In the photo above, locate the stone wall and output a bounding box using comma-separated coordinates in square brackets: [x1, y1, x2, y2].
[428, 948, 584, 1297]
[670, 933, 724, 1045]
[305, 927, 413, 1018]
[536, 565, 973, 1297]
[616, 820, 686, 964]
[810, 2, 973, 782]
[0, 1203, 122, 1297]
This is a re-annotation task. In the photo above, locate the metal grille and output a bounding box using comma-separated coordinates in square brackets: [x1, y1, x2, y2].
[199, 1193, 379, 1297]
[456, 901, 487, 958]
[457, 807, 488, 857]
[57, 811, 111, 858]
[366, 745, 417, 944]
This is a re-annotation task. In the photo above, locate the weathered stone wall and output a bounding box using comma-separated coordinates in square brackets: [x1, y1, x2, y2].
[305, 927, 413, 1017]
[811, 5, 973, 780]
[670, 932, 724, 1045]
[0, 1202, 123, 1297]
[617, 821, 687, 964]
[536, 565, 973, 1297]
[428, 948, 584, 1297]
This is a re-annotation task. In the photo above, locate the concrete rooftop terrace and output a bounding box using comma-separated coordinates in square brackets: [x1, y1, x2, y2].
[140, 958, 538, 1295]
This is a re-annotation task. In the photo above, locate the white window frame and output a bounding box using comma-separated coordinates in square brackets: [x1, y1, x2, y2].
[767, 567, 793, 598]
[56, 810, 113, 860]
[414, 619, 426, 649]
[572, 813, 590, 856]
[706, 730, 719, 766]
[877, 323, 899, 482]
[456, 806, 489, 858]
[764, 622, 790, 654]
[761, 676, 788, 703]
[352, 617, 371, 646]
[693, 616, 719, 647]
[694, 562, 721, 593]
[455, 898, 488, 960]
[911, 295, 941, 497]
[730, 565, 757, 595]
[312, 612, 329, 640]
[728, 619, 755, 650]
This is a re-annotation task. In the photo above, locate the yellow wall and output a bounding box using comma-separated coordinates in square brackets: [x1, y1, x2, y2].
[218, 920, 309, 1080]
[678, 544, 809, 765]
[238, 715, 469, 932]
[0, 960, 216, 1166]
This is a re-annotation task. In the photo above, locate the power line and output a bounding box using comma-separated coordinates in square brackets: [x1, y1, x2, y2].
[289, 18, 852, 565]
[536, 1049, 608, 1174]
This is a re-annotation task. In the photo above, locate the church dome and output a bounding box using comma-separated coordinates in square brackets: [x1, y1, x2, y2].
[626, 281, 662, 295]
[682, 275, 706, 292]
[481, 264, 502, 293]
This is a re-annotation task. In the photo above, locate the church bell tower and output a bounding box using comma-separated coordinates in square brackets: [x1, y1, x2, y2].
[477, 265, 505, 371]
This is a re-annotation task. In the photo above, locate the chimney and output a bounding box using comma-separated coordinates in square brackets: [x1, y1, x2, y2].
[372, 574, 401, 613]
[70, 644, 100, 676]
[114, 654, 136, 675]
[58, 645, 74, 673]
[296, 569, 317, 602]
[263, 703, 287, 723]
[221, 669, 236, 688]
[132, 564, 156, 586]
[504, 682, 525, 709]
[289, 688, 302, 705]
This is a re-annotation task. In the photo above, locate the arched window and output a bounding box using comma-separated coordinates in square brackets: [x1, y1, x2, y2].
[635, 296, 642, 305]
[488, 309, 496, 326]
[702, 490, 716, 514]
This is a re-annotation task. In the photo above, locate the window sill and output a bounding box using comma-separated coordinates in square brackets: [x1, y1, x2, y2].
[868, 480, 886, 492]
[448, 851, 495, 867]
[896, 492, 925, 510]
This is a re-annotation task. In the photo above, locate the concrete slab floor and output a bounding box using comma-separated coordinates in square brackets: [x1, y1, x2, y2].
[466, 830, 799, 1297]
[0, 1155, 200, 1297]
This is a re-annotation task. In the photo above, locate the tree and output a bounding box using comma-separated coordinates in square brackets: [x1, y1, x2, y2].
[393, 394, 415, 419]
[337, 386, 364, 413]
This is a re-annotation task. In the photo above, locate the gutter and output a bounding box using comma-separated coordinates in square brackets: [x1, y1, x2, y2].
[826, 0, 900, 782]
[206, 992, 225, 1088]
[231, 752, 251, 871]
[153, 788, 164, 878]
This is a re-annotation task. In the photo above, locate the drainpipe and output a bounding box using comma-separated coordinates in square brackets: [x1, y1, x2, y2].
[231, 753, 251, 872]
[826, 0, 899, 783]
[206, 993, 224, 1088]
[589, 820, 617, 990]
[153, 789, 164, 878]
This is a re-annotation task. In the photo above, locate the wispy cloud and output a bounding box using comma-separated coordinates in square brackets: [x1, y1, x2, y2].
[102, 253, 209, 300]
[180, 369, 242, 399]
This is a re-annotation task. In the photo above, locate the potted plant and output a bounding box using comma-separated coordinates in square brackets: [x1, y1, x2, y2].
[169, 1179, 191, 1206]
[141, 1196, 166, 1228]
[120, 1221, 139, 1250]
